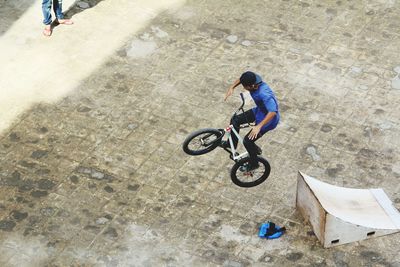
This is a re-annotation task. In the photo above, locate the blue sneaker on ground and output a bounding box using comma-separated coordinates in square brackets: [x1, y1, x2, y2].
[258, 221, 286, 239]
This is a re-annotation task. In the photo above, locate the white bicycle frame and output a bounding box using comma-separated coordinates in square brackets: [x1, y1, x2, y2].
[224, 125, 249, 161]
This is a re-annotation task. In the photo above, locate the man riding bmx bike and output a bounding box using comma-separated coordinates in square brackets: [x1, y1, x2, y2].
[224, 71, 280, 171]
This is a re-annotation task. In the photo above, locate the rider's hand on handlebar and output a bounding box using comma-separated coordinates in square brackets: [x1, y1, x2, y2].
[224, 87, 234, 101]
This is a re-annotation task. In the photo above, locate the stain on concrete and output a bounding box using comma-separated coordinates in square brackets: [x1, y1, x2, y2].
[286, 252, 303, 262]
[0, 219, 16, 231]
[18, 180, 35, 192]
[10, 210, 28, 222]
[103, 227, 119, 239]
[70, 175, 79, 184]
[18, 160, 37, 169]
[321, 124, 333, 133]
[358, 148, 378, 159]
[104, 185, 114, 193]
[9, 132, 20, 142]
[127, 184, 140, 191]
[30, 190, 48, 198]
[359, 250, 391, 266]
[326, 164, 345, 177]
[37, 179, 56, 190]
[31, 150, 49, 159]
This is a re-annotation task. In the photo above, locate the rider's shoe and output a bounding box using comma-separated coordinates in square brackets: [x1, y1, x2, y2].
[256, 146, 262, 155]
[239, 162, 259, 172]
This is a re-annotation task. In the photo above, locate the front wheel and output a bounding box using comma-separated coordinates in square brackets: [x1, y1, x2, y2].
[182, 128, 223, 156]
[231, 156, 271, 187]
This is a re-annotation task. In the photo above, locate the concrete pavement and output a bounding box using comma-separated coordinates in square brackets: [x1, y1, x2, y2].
[1, 0, 400, 266]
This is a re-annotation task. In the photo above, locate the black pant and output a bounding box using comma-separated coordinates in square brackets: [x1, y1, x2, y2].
[230, 110, 262, 166]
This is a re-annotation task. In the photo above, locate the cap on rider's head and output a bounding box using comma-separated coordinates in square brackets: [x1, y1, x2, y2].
[240, 71, 262, 86]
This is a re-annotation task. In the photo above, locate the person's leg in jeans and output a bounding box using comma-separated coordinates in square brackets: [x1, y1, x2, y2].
[230, 110, 255, 149]
[53, 0, 64, 20]
[42, 0, 53, 36]
[54, 0, 74, 25]
[42, 0, 52, 25]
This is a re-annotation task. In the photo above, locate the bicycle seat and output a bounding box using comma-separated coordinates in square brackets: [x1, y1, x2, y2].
[240, 123, 255, 129]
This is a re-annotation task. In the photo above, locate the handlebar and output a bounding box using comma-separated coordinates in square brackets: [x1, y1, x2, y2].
[231, 92, 253, 127]
[239, 93, 245, 108]
[235, 92, 245, 115]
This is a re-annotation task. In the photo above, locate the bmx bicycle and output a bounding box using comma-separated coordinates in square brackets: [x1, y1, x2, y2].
[182, 93, 271, 187]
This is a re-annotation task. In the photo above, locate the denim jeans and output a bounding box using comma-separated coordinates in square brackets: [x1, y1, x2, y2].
[42, 0, 64, 25]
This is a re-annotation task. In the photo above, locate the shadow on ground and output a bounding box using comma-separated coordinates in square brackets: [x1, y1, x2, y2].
[64, 0, 106, 18]
[0, 0, 36, 36]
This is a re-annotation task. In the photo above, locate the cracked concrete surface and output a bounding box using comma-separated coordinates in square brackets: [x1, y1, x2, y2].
[1, 0, 400, 266]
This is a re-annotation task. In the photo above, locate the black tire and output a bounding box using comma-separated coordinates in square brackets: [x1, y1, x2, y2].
[230, 156, 271, 187]
[182, 128, 223, 156]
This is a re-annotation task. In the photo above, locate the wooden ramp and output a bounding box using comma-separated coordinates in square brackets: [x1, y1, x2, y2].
[296, 172, 400, 248]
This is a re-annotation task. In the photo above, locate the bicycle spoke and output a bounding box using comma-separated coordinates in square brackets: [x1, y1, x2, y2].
[188, 134, 218, 152]
[237, 165, 265, 183]
[190, 140, 203, 151]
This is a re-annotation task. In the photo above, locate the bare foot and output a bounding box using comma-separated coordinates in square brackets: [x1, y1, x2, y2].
[57, 19, 74, 25]
[43, 25, 52, 36]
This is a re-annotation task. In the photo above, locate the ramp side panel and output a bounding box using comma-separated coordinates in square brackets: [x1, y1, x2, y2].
[296, 173, 326, 244]
[324, 214, 399, 248]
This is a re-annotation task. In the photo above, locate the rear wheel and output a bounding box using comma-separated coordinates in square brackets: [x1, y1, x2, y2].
[182, 128, 223, 156]
[231, 156, 271, 187]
